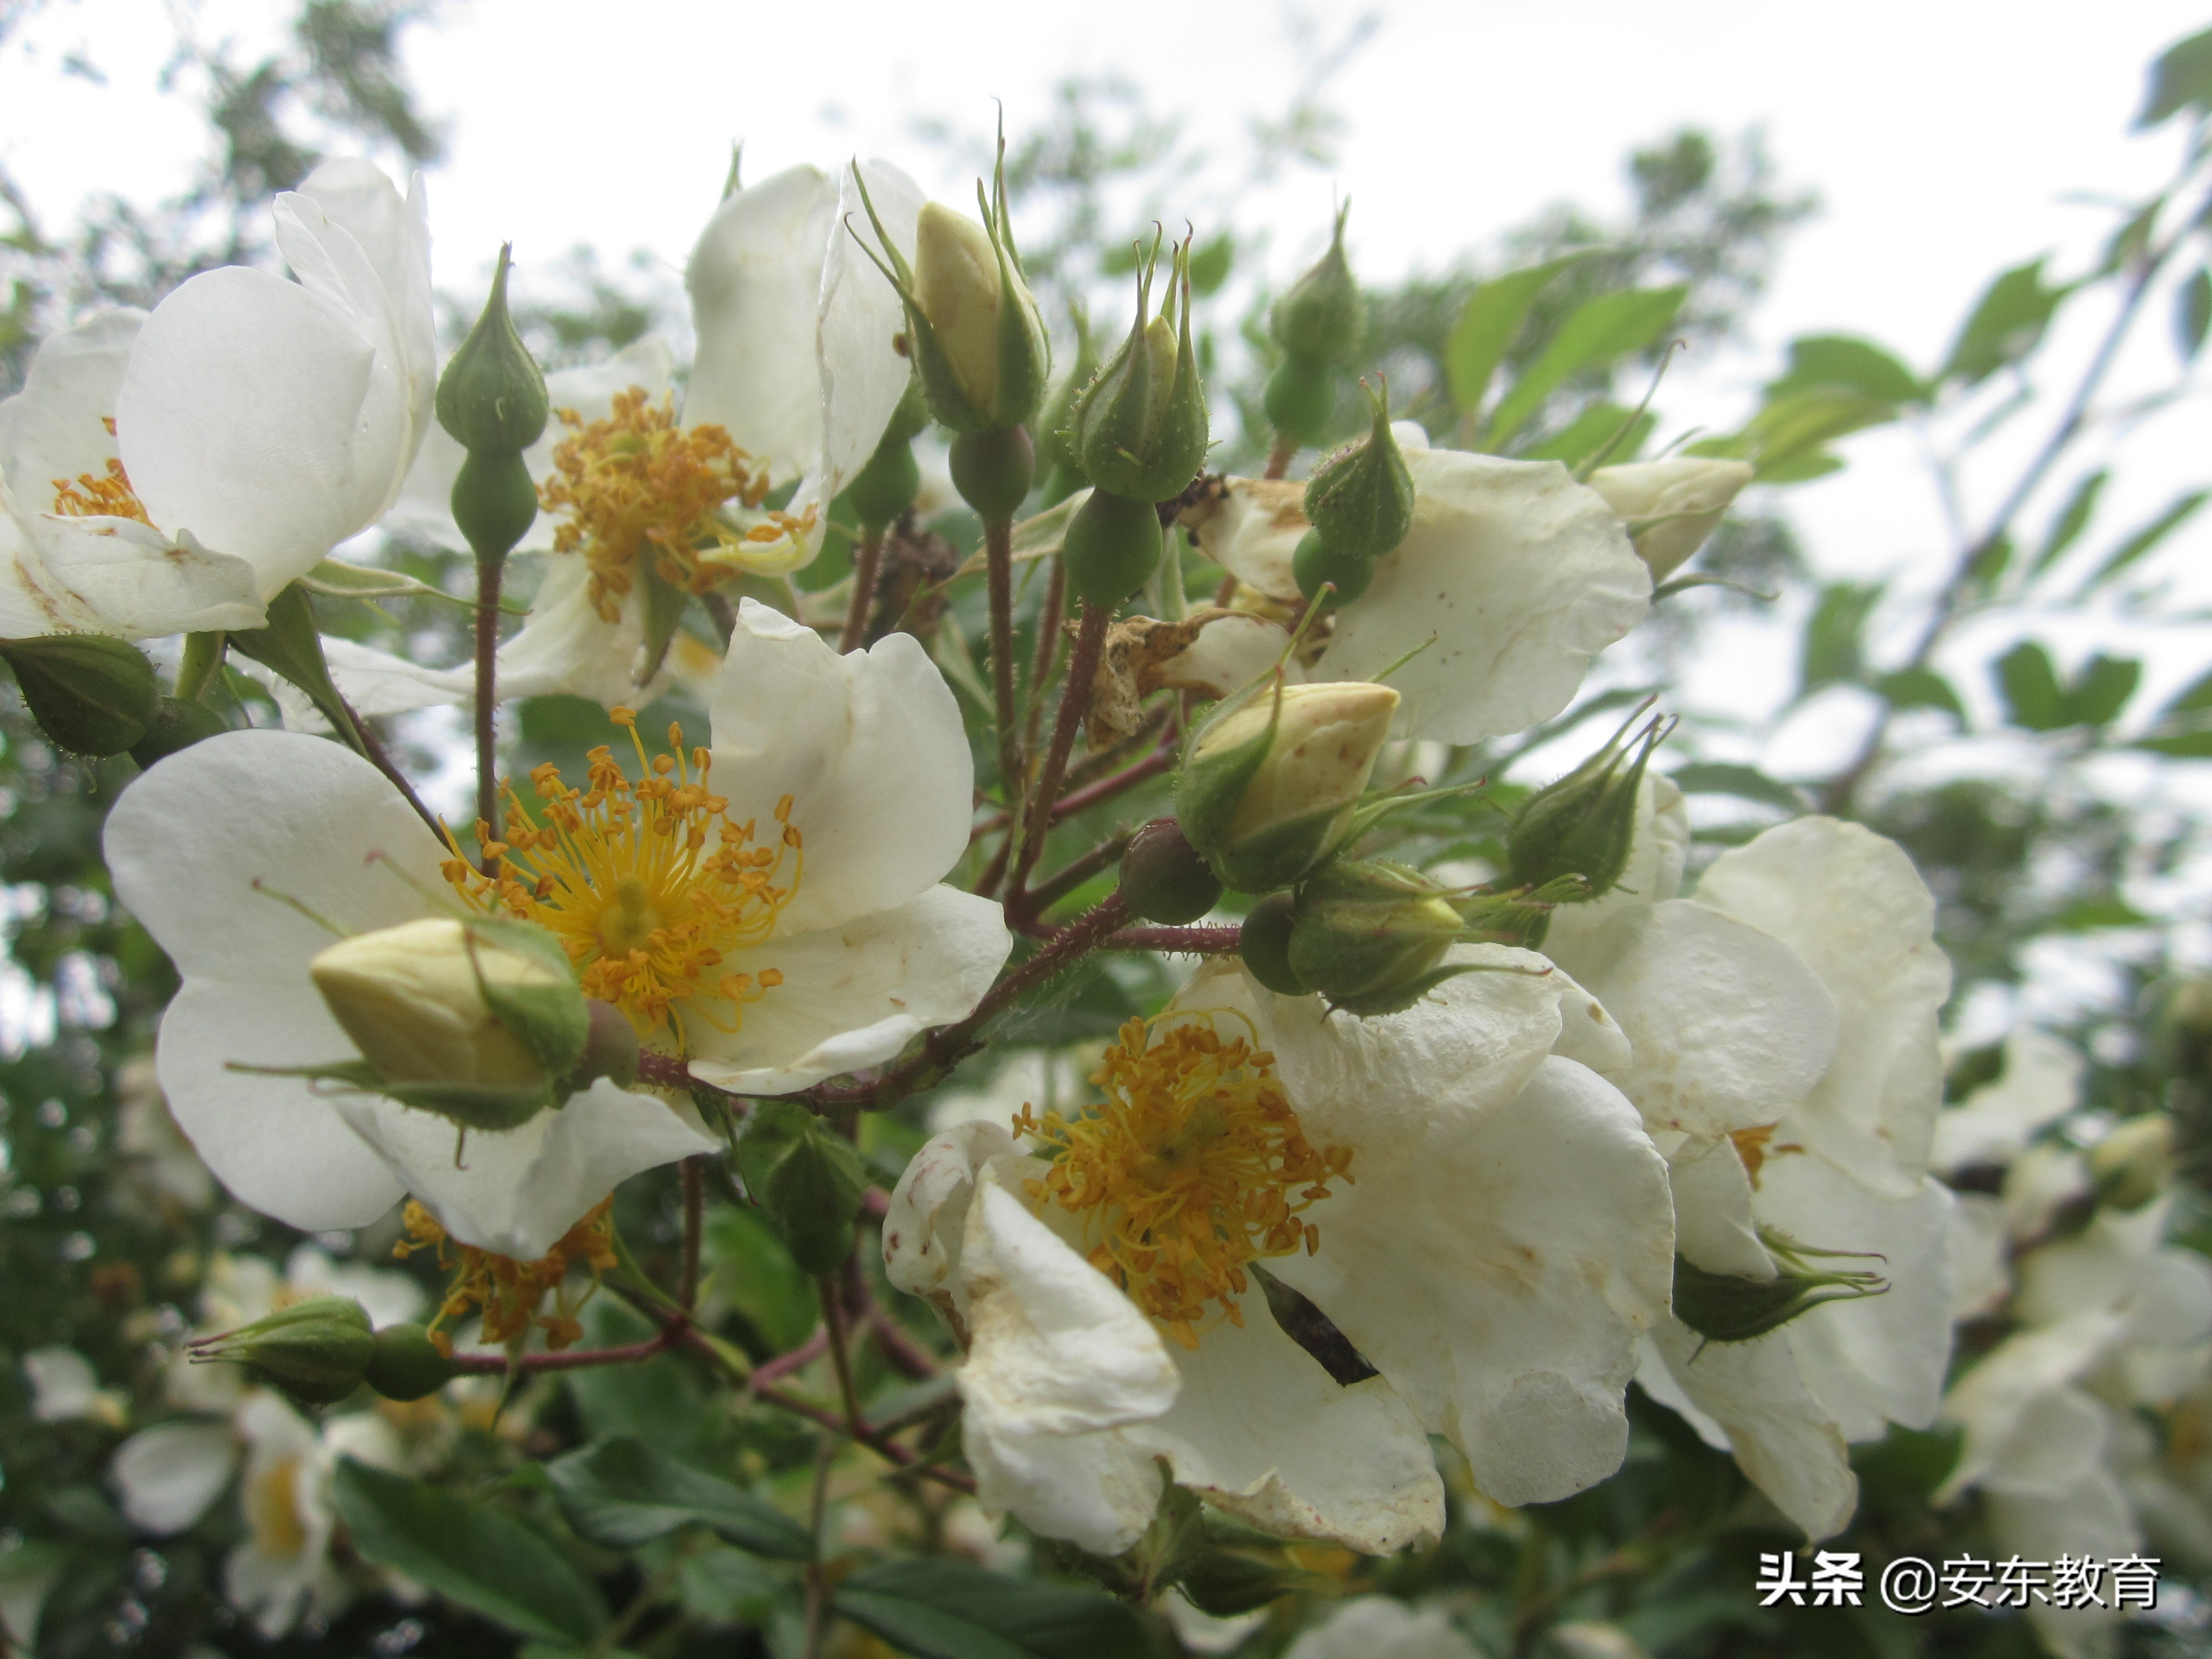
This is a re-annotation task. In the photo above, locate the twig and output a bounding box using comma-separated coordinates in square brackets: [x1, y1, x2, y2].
[1023, 828, 1137, 917]
[1102, 923, 1242, 954]
[820, 1272, 866, 1436]
[985, 515, 1022, 806]
[1010, 599, 1113, 901]
[1263, 434, 1297, 480]
[750, 1327, 830, 1390]
[841, 529, 885, 654]
[336, 691, 443, 839]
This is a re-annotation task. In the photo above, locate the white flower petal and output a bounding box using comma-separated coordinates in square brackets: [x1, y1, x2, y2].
[1182, 478, 1308, 601]
[1282, 1596, 1482, 1659]
[1538, 774, 1687, 964]
[20, 518, 264, 637]
[709, 599, 975, 933]
[112, 1421, 237, 1534]
[1939, 1312, 2129, 1501]
[1694, 818, 1950, 1193]
[1153, 612, 1294, 699]
[1558, 899, 1839, 1141]
[495, 553, 656, 706]
[289, 160, 435, 466]
[1271, 1057, 1674, 1506]
[1257, 945, 1564, 1182]
[1647, 1319, 1858, 1541]
[331, 1080, 716, 1259]
[1548, 965, 1634, 1079]
[1930, 1030, 2083, 1174]
[882, 1121, 1020, 1311]
[1668, 1135, 1773, 1280]
[1989, 1459, 2134, 1659]
[685, 165, 839, 487]
[1124, 1290, 1444, 1554]
[1314, 448, 1650, 744]
[1948, 1192, 2012, 1319]
[956, 1169, 1178, 1556]
[0, 310, 144, 500]
[686, 885, 1010, 1095]
[24, 1347, 103, 1423]
[1633, 1338, 1731, 1450]
[817, 160, 926, 505]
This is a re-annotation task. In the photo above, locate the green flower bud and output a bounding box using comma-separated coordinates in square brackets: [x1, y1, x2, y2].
[1062, 488, 1162, 609]
[186, 1295, 375, 1406]
[1264, 356, 1335, 450]
[2091, 1114, 2176, 1212]
[129, 696, 227, 770]
[1672, 1231, 1887, 1347]
[1177, 680, 1399, 893]
[362, 1322, 460, 1402]
[1291, 528, 1374, 606]
[309, 916, 588, 1118]
[1067, 232, 1209, 503]
[435, 245, 550, 456]
[1239, 892, 1307, 995]
[1286, 859, 1464, 1010]
[947, 425, 1035, 521]
[0, 633, 157, 757]
[450, 448, 540, 564]
[1505, 707, 1672, 898]
[1118, 820, 1223, 924]
[1302, 379, 1414, 562]
[1270, 202, 1364, 364]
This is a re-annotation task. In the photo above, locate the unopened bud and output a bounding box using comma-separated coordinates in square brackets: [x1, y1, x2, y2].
[435, 245, 550, 456]
[1586, 458, 1752, 582]
[1238, 891, 1307, 996]
[187, 1295, 374, 1406]
[2091, 1114, 2175, 1212]
[0, 633, 158, 757]
[1118, 820, 1223, 924]
[1506, 708, 1671, 898]
[1068, 232, 1209, 503]
[1286, 859, 1463, 1013]
[1062, 488, 1163, 608]
[1177, 680, 1399, 893]
[947, 424, 1035, 522]
[1301, 379, 1414, 566]
[911, 198, 1050, 431]
[1291, 529, 1374, 606]
[362, 1321, 461, 1402]
[1270, 202, 1364, 365]
[1672, 1232, 1887, 1345]
[1264, 357, 1336, 451]
[309, 917, 587, 1115]
[129, 695, 227, 770]
[846, 378, 927, 534]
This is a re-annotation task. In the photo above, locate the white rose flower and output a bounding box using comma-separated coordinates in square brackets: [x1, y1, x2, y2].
[1181, 445, 1651, 744]
[885, 954, 1673, 1557]
[1281, 1595, 1482, 1659]
[21, 1346, 126, 1427]
[0, 159, 433, 639]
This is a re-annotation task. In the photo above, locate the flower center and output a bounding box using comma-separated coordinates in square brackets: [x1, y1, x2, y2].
[442, 709, 800, 1042]
[246, 1455, 309, 1560]
[540, 386, 818, 622]
[394, 1196, 618, 1354]
[1017, 1013, 1352, 1349]
[50, 426, 154, 526]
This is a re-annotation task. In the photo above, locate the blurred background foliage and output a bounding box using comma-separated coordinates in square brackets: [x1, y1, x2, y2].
[5, 4, 2212, 1658]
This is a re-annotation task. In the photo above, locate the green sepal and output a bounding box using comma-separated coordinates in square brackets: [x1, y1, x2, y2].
[187, 1293, 375, 1407]
[228, 1055, 556, 1133]
[0, 633, 158, 757]
[734, 1098, 870, 1274]
[635, 559, 690, 690]
[1207, 800, 1352, 895]
[1287, 858, 1460, 1005]
[434, 243, 550, 456]
[463, 918, 589, 1083]
[1175, 675, 1286, 871]
[301, 558, 521, 614]
[1270, 200, 1364, 364]
[227, 583, 361, 746]
[1506, 701, 1672, 898]
[1323, 961, 1488, 1019]
[1673, 1234, 1888, 1347]
[129, 696, 228, 770]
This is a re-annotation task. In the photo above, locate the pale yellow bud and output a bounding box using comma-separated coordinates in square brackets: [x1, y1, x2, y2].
[310, 918, 556, 1090]
[913, 202, 1045, 426]
[1587, 458, 1754, 581]
[2090, 1113, 2176, 1212]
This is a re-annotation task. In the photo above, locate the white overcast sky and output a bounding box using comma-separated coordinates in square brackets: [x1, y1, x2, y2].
[4, 0, 2211, 737]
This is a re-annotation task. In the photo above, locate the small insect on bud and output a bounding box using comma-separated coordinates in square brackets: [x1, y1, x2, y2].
[1301, 379, 1415, 570]
[1505, 706, 1673, 900]
[1585, 458, 1754, 582]
[1177, 680, 1400, 894]
[2090, 1114, 2176, 1212]
[1067, 229, 1209, 504]
[186, 1295, 375, 1407]
[1118, 819, 1223, 924]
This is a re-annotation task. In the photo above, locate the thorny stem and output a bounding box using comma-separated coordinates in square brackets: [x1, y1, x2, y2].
[678, 1157, 705, 1309]
[446, 1327, 682, 1375]
[337, 690, 442, 841]
[1263, 433, 1298, 480]
[819, 1272, 866, 1436]
[1010, 599, 1113, 904]
[1022, 555, 1067, 755]
[1045, 736, 1176, 828]
[1103, 923, 1243, 955]
[1819, 221, 2183, 816]
[474, 550, 502, 870]
[840, 528, 885, 654]
[985, 514, 1022, 810]
[1023, 828, 1137, 917]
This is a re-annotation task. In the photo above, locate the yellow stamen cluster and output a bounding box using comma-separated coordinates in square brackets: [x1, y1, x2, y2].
[394, 1196, 618, 1354]
[540, 385, 816, 622]
[1017, 1014, 1352, 1349]
[443, 710, 800, 1042]
[51, 446, 154, 526]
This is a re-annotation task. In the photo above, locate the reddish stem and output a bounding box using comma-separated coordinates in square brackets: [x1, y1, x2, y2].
[1103, 924, 1243, 954]
[840, 529, 885, 654]
[1010, 599, 1112, 902]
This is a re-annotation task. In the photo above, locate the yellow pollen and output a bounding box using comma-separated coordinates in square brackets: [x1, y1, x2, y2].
[539, 386, 818, 622]
[51, 451, 153, 527]
[1729, 1124, 1803, 1187]
[394, 1197, 618, 1354]
[1017, 1013, 1353, 1349]
[440, 715, 800, 1042]
[246, 1455, 309, 1559]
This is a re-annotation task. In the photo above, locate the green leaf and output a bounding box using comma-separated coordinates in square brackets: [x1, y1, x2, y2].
[1996, 642, 2066, 731]
[1798, 581, 1884, 694]
[2083, 490, 2209, 589]
[833, 1559, 1153, 1659]
[2062, 653, 2141, 726]
[2166, 665, 2212, 714]
[1665, 762, 1804, 814]
[1483, 284, 1687, 448]
[2136, 725, 2212, 758]
[1520, 401, 1652, 466]
[680, 1544, 786, 1625]
[301, 557, 500, 612]
[2137, 26, 2212, 127]
[565, 1298, 727, 1463]
[1442, 251, 1598, 416]
[735, 1098, 870, 1274]
[2031, 469, 2109, 575]
[2179, 269, 2212, 362]
[1686, 385, 1895, 484]
[2048, 895, 2150, 931]
[1942, 259, 2070, 386]
[705, 1202, 819, 1351]
[1767, 334, 1925, 405]
[1186, 232, 1235, 296]
[331, 1459, 608, 1645]
[1874, 668, 1966, 719]
[545, 1436, 814, 1558]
